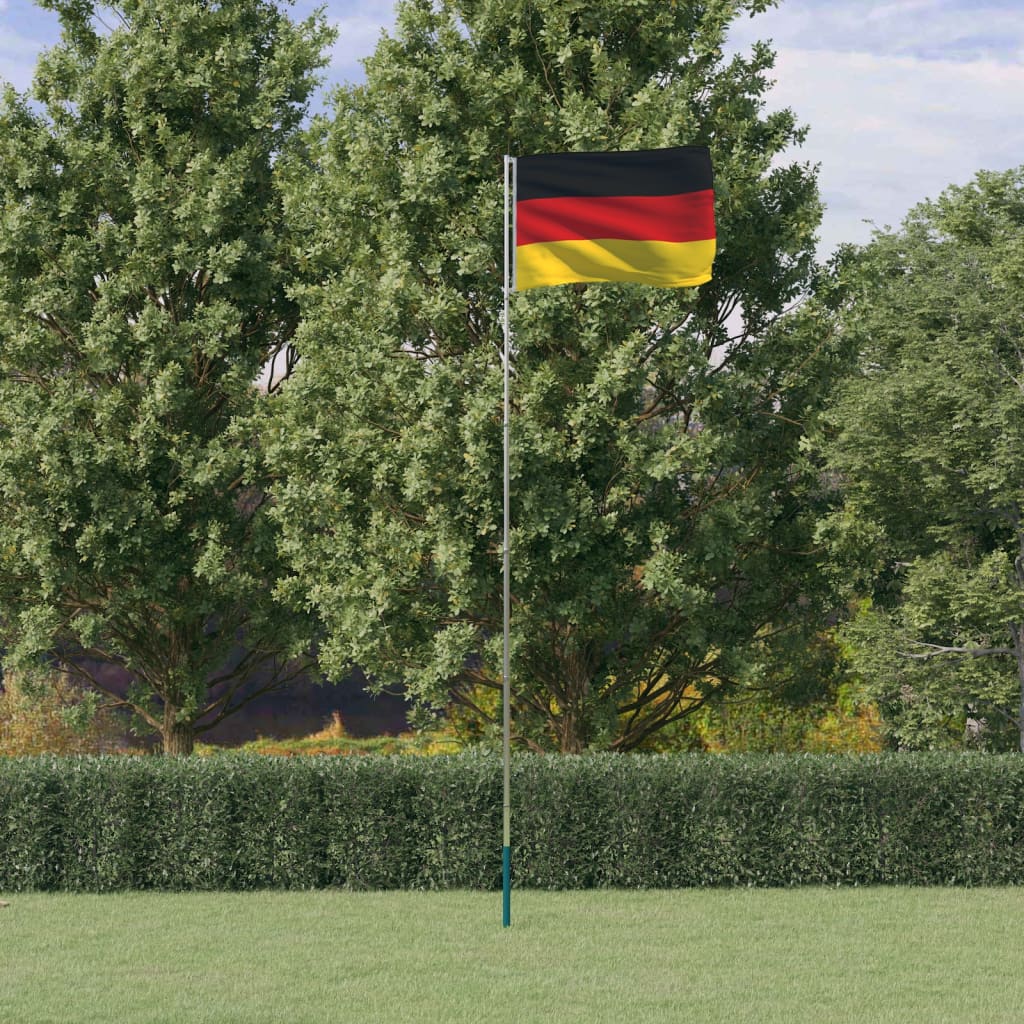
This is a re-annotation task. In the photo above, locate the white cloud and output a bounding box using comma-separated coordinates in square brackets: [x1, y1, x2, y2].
[730, 0, 1024, 62]
[759, 47, 1024, 255]
[0, 0, 63, 92]
[725, 1, 1024, 256]
[325, 0, 396, 83]
[329, 14, 389, 79]
[0, 29, 45, 93]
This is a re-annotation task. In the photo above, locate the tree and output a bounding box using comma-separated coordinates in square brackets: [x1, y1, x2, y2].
[820, 167, 1024, 751]
[0, 0, 332, 754]
[269, 0, 843, 752]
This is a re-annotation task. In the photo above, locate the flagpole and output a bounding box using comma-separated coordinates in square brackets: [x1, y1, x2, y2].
[501, 154, 515, 929]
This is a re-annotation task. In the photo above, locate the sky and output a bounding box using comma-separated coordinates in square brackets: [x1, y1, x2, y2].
[1, 0, 1022, 257]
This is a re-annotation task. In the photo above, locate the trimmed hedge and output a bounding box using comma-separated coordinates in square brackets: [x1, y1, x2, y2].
[2, 752, 1024, 891]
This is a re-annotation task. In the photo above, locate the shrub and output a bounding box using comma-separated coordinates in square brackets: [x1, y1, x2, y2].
[0, 670, 124, 756]
[1, 752, 1023, 892]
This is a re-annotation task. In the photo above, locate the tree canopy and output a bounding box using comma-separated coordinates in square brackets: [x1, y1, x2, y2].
[268, 0, 847, 752]
[821, 166, 1024, 751]
[0, 0, 332, 753]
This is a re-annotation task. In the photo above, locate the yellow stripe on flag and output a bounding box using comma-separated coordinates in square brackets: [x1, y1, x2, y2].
[516, 237, 716, 290]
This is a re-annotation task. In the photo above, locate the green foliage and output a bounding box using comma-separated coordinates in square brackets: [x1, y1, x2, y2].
[0, 1, 333, 752]
[4, 752, 1024, 891]
[196, 710, 464, 756]
[820, 167, 1024, 750]
[0, 668, 123, 755]
[646, 683, 883, 754]
[269, 0, 844, 753]
[625, 631, 884, 753]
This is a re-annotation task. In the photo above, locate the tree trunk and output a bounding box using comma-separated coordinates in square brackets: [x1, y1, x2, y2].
[1014, 625, 1024, 755]
[964, 704, 987, 748]
[558, 713, 585, 754]
[162, 712, 195, 756]
[1014, 532, 1024, 752]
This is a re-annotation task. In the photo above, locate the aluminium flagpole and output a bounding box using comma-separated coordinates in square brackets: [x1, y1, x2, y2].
[494, 146, 713, 927]
[501, 154, 515, 929]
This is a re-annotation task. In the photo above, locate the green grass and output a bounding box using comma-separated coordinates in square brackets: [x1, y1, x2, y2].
[1, 888, 1022, 1023]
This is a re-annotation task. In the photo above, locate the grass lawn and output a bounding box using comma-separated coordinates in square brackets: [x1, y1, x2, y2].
[1, 887, 1021, 1023]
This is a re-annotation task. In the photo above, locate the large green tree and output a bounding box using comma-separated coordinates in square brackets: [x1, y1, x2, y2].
[270, 0, 843, 752]
[821, 167, 1024, 751]
[0, 0, 331, 753]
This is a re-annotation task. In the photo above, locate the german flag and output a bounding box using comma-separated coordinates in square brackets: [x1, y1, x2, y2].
[514, 146, 715, 291]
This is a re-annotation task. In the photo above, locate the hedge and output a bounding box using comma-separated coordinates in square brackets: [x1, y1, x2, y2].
[2, 752, 1024, 891]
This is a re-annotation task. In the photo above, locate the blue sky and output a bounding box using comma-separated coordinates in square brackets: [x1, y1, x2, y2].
[2, 0, 1022, 257]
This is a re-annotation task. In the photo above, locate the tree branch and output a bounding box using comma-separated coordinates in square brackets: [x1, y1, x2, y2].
[900, 640, 1015, 660]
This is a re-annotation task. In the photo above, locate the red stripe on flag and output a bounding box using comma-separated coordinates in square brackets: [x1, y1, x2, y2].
[516, 189, 715, 246]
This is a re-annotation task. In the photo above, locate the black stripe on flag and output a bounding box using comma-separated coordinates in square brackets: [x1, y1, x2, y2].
[516, 146, 713, 201]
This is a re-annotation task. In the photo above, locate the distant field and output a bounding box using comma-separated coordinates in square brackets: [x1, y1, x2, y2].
[1, 888, 1021, 1023]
